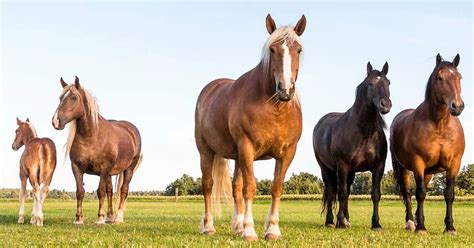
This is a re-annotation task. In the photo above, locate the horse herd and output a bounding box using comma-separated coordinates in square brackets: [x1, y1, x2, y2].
[11, 14, 465, 241]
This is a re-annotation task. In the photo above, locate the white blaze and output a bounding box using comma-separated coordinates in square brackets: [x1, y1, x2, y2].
[281, 41, 292, 94]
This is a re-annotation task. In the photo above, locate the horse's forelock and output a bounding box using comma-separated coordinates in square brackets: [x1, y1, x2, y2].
[261, 26, 303, 74]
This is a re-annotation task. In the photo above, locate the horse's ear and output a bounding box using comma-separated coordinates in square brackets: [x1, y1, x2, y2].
[74, 76, 81, 89]
[60, 77, 68, 88]
[16, 117, 21, 125]
[436, 53, 443, 66]
[266, 14, 277, 34]
[452, 54, 460, 68]
[367, 62, 373, 75]
[26, 118, 30, 123]
[294, 15, 306, 36]
[382, 62, 389, 76]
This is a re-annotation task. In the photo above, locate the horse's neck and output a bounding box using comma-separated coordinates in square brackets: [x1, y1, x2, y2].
[23, 132, 36, 146]
[348, 99, 380, 136]
[423, 100, 451, 125]
[76, 114, 101, 138]
[251, 62, 275, 99]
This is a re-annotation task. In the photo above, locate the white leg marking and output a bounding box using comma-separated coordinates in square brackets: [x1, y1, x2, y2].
[200, 213, 216, 234]
[406, 220, 416, 231]
[114, 209, 124, 224]
[242, 199, 257, 240]
[265, 208, 281, 239]
[231, 206, 245, 235]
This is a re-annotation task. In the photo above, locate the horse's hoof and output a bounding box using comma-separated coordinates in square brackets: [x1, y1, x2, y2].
[444, 229, 457, 235]
[30, 216, 36, 224]
[242, 228, 258, 241]
[415, 229, 428, 235]
[336, 218, 351, 229]
[202, 230, 216, 236]
[371, 226, 382, 231]
[95, 220, 106, 225]
[405, 220, 416, 232]
[264, 233, 281, 241]
[73, 220, 84, 225]
[18, 216, 25, 224]
[105, 216, 114, 224]
[243, 235, 258, 241]
[325, 223, 336, 228]
[113, 220, 124, 225]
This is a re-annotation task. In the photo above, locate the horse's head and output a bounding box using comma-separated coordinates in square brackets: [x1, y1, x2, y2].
[430, 53, 463, 116]
[52, 76, 87, 130]
[12, 117, 36, 151]
[263, 14, 306, 101]
[364, 62, 391, 114]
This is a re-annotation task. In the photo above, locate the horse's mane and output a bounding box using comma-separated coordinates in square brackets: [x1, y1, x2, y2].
[261, 26, 302, 74]
[63, 85, 99, 159]
[26, 122, 38, 138]
[354, 71, 387, 130]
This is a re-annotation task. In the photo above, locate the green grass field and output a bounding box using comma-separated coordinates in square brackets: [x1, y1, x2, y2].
[0, 198, 473, 247]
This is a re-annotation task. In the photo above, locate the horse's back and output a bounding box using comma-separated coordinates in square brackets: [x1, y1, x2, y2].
[21, 138, 57, 181]
[313, 112, 343, 169]
[195, 78, 237, 157]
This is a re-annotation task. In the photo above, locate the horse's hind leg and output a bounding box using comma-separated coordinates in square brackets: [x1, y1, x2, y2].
[371, 163, 384, 230]
[320, 165, 337, 228]
[18, 169, 27, 224]
[115, 167, 135, 224]
[199, 152, 216, 235]
[28, 168, 42, 227]
[105, 176, 114, 223]
[444, 159, 461, 235]
[231, 160, 244, 235]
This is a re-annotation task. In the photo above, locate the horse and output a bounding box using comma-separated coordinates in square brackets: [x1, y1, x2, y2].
[194, 14, 306, 241]
[312, 62, 391, 230]
[12, 117, 57, 226]
[390, 54, 464, 235]
[52, 76, 142, 225]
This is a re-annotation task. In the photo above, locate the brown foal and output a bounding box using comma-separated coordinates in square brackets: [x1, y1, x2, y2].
[390, 54, 465, 234]
[52, 76, 142, 225]
[195, 14, 306, 241]
[12, 118, 56, 226]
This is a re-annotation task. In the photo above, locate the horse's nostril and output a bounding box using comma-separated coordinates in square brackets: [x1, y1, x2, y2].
[451, 102, 457, 110]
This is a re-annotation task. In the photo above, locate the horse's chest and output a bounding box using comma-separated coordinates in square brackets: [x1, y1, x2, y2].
[351, 144, 377, 169]
[71, 144, 115, 174]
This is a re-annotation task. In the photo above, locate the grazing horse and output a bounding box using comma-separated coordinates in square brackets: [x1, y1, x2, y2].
[313, 62, 391, 229]
[12, 118, 56, 226]
[52, 76, 142, 225]
[194, 14, 306, 240]
[390, 54, 464, 235]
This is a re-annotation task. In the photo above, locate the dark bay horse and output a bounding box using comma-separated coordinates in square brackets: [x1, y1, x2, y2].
[390, 54, 464, 235]
[313, 62, 391, 229]
[52, 76, 142, 225]
[195, 14, 306, 241]
[12, 118, 56, 226]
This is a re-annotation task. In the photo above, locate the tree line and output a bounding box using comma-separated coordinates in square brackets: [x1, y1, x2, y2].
[1, 164, 472, 199]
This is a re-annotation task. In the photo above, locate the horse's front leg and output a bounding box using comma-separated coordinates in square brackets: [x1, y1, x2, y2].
[336, 163, 350, 228]
[264, 146, 296, 240]
[413, 158, 427, 234]
[238, 141, 257, 241]
[444, 160, 461, 235]
[95, 173, 108, 225]
[72, 163, 85, 224]
[371, 162, 384, 230]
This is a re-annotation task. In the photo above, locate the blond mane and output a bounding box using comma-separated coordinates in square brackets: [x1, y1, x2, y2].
[26, 122, 37, 137]
[261, 26, 303, 74]
[63, 85, 99, 159]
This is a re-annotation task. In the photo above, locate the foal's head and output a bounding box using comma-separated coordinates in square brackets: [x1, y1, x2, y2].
[362, 62, 391, 114]
[12, 117, 37, 151]
[262, 14, 306, 101]
[52, 76, 98, 130]
[428, 53, 464, 116]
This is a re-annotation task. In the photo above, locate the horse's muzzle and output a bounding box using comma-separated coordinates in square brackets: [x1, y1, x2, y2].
[378, 98, 392, 115]
[449, 100, 464, 116]
[276, 84, 295, 101]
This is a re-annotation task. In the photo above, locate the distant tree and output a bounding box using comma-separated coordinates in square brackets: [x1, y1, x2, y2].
[457, 164, 474, 195]
[193, 177, 203, 195]
[164, 174, 196, 196]
[284, 172, 323, 194]
[256, 179, 273, 195]
[351, 172, 372, 195]
[427, 173, 446, 195]
[380, 170, 397, 195]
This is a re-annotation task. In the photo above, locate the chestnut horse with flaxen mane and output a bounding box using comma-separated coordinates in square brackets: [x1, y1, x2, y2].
[390, 54, 465, 235]
[195, 14, 306, 241]
[52, 76, 142, 225]
[12, 118, 56, 227]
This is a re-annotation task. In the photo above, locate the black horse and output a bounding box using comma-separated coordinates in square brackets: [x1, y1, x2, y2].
[312, 62, 391, 229]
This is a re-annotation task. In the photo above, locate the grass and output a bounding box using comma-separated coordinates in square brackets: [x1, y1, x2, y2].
[0, 198, 473, 247]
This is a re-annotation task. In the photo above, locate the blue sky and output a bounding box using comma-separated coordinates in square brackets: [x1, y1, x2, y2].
[1, 2, 472, 191]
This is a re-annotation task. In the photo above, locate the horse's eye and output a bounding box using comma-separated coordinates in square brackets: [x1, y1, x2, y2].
[298, 49, 302, 54]
[270, 47, 275, 54]
[437, 76, 443, 81]
[71, 95, 77, 101]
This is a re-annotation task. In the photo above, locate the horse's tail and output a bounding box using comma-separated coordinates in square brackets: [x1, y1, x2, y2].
[115, 152, 143, 210]
[392, 155, 403, 197]
[211, 155, 232, 217]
